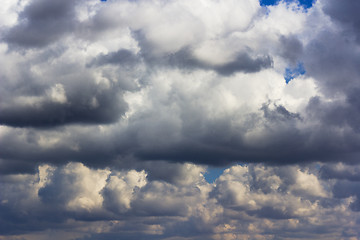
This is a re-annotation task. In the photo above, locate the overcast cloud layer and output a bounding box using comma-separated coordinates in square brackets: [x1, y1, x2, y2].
[1, 0, 360, 239]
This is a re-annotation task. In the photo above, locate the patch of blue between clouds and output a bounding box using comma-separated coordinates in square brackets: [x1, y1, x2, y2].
[204, 166, 228, 183]
[260, 0, 314, 8]
[284, 62, 306, 84]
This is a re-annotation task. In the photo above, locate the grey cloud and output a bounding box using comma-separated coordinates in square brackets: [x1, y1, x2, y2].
[78, 232, 163, 240]
[125, 101, 309, 166]
[246, 206, 295, 219]
[261, 102, 302, 122]
[0, 126, 117, 174]
[0, 158, 36, 175]
[3, 0, 77, 48]
[321, 162, 360, 212]
[298, 13, 360, 161]
[134, 31, 273, 76]
[0, 87, 127, 128]
[214, 53, 273, 75]
[0, 46, 134, 128]
[145, 125, 310, 167]
[1, 163, 360, 239]
[87, 49, 140, 67]
[333, 180, 360, 211]
[131, 161, 206, 186]
[279, 34, 304, 64]
[0, 174, 69, 235]
[1, 94, 357, 175]
[303, 31, 360, 96]
[320, 163, 360, 182]
[1, 91, 360, 175]
[306, 94, 360, 134]
[165, 50, 273, 76]
[131, 184, 191, 217]
[323, 0, 360, 43]
[301, 2, 360, 143]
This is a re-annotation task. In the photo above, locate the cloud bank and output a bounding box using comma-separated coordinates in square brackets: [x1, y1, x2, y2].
[1, 0, 360, 238]
[1, 163, 360, 240]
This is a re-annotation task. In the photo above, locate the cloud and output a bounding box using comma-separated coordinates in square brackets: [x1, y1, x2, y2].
[0, 86, 127, 127]
[320, 162, 360, 182]
[102, 169, 147, 213]
[0, 163, 359, 239]
[1, 0, 360, 238]
[320, 162, 360, 212]
[3, 0, 78, 48]
[0, 0, 360, 172]
[322, 0, 360, 43]
[127, 28, 274, 76]
[87, 49, 140, 67]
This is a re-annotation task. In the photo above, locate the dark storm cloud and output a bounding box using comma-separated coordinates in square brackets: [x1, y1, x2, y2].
[3, 0, 77, 48]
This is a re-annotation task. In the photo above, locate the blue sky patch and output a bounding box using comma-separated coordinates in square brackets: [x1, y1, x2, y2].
[204, 166, 228, 183]
[260, 0, 314, 8]
[284, 62, 306, 84]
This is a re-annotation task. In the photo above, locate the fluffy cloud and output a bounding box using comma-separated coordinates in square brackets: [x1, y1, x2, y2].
[0, 163, 359, 239]
[1, 0, 360, 238]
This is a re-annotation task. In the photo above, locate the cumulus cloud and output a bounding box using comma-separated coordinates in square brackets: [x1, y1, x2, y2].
[0, 163, 359, 239]
[1, 0, 360, 238]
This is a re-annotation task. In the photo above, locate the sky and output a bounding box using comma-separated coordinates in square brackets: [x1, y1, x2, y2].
[0, 0, 360, 239]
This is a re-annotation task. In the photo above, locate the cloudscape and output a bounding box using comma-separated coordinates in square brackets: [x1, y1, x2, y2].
[1, 0, 360, 239]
